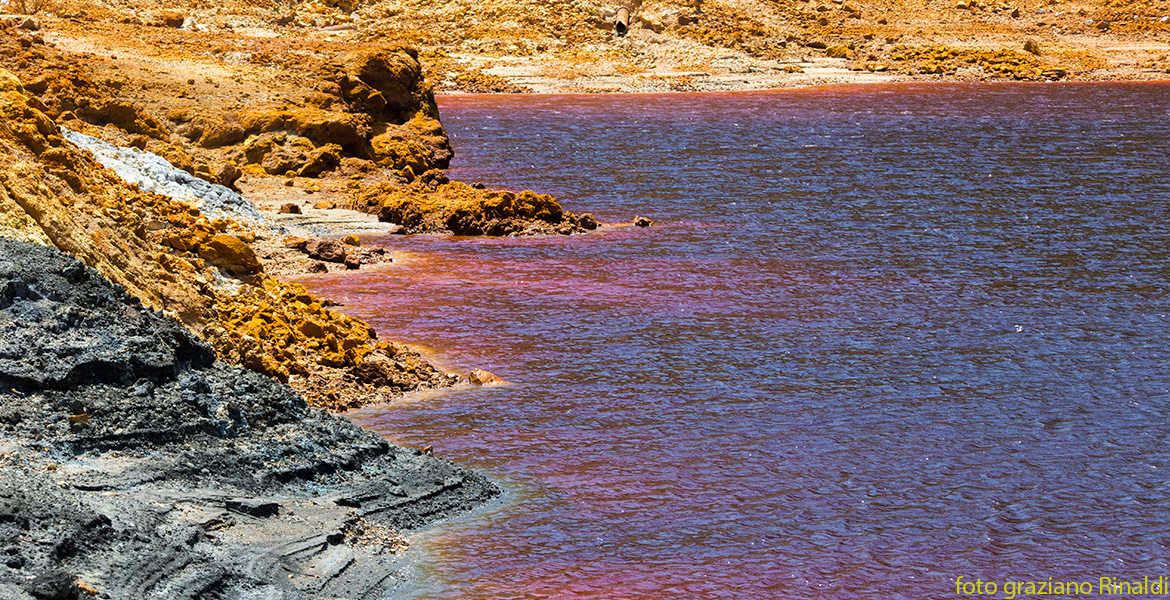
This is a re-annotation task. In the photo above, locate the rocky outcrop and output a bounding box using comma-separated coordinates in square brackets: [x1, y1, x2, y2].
[0, 238, 498, 600]
[352, 178, 601, 236]
[219, 46, 451, 179]
[0, 28, 448, 185]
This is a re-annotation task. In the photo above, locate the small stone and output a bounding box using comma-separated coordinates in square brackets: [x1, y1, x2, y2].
[284, 179, 294, 187]
[68, 413, 90, 425]
[1011, 7, 1020, 17]
[216, 162, 242, 188]
[279, 203, 302, 214]
[77, 580, 100, 597]
[314, 200, 334, 209]
[342, 235, 360, 247]
[634, 216, 654, 227]
[307, 261, 328, 273]
[226, 498, 281, 518]
[1024, 39, 1041, 55]
[158, 10, 185, 28]
[469, 369, 507, 386]
[18, 17, 40, 31]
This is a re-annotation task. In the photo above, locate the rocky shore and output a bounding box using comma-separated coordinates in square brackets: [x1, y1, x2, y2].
[0, 22, 580, 411]
[0, 238, 499, 599]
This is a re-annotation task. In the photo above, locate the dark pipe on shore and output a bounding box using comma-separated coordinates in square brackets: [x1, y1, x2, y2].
[615, 6, 630, 35]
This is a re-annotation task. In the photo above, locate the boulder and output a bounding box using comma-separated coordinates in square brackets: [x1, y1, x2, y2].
[200, 235, 263, 277]
[305, 239, 348, 263]
[279, 203, 302, 214]
[344, 47, 422, 117]
[216, 162, 242, 189]
[298, 144, 342, 177]
[261, 147, 308, 176]
[198, 119, 246, 148]
[576, 213, 600, 230]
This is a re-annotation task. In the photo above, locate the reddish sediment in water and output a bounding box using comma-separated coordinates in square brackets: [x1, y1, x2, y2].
[302, 85, 1170, 598]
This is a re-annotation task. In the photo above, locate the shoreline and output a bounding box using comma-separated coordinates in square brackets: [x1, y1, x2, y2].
[433, 74, 1170, 96]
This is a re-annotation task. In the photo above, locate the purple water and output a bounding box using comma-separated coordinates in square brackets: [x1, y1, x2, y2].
[302, 83, 1170, 599]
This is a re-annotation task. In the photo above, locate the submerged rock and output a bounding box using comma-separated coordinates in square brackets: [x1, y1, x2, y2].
[469, 369, 508, 386]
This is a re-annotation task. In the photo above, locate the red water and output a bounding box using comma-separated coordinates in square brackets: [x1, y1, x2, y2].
[301, 83, 1170, 599]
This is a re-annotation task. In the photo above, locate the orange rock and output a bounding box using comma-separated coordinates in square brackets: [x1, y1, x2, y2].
[201, 234, 263, 277]
[284, 236, 310, 249]
[469, 369, 507, 386]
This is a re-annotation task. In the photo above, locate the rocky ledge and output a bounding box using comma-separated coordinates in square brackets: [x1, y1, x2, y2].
[351, 173, 600, 236]
[0, 238, 498, 600]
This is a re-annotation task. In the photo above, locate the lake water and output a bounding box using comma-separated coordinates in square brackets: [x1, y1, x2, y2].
[303, 83, 1170, 599]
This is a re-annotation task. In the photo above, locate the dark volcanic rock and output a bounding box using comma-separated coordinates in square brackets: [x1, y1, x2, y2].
[0, 246, 215, 390]
[0, 239, 499, 600]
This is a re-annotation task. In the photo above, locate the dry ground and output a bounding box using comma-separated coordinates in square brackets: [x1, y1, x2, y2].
[6, 0, 1169, 94]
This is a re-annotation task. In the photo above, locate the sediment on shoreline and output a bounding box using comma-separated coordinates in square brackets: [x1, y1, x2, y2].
[0, 238, 499, 600]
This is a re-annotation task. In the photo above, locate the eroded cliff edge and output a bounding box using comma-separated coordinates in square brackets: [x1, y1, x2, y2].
[0, 238, 499, 600]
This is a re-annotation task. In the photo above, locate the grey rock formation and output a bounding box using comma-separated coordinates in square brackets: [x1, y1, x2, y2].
[0, 239, 498, 599]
